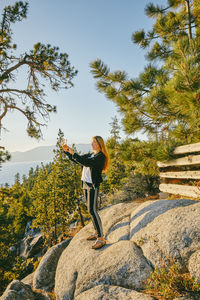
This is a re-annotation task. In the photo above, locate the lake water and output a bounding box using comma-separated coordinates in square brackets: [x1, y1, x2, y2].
[0, 160, 51, 186]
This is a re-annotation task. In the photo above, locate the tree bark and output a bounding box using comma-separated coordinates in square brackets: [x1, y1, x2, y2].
[185, 0, 192, 40]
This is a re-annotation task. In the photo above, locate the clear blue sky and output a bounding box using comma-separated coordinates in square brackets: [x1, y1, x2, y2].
[1, 0, 167, 152]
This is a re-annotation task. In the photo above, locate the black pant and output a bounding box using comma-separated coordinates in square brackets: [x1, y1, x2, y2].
[83, 183, 103, 237]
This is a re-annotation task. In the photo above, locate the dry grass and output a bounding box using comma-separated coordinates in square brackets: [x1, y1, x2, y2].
[168, 194, 200, 201]
[33, 288, 56, 300]
[66, 220, 91, 239]
[134, 194, 160, 203]
[47, 289, 56, 300]
[143, 258, 200, 299]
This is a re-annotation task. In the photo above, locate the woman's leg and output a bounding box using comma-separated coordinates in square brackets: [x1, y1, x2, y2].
[87, 188, 103, 237]
[83, 188, 97, 235]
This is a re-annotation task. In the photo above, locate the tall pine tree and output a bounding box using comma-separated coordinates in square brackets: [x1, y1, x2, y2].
[51, 129, 80, 240]
[106, 117, 126, 193]
[30, 164, 53, 245]
[0, 1, 77, 139]
[90, 0, 200, 143]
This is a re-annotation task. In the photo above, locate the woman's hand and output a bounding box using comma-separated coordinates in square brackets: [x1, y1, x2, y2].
[66, 146, 74, 155]
[61, 140, 74, 155]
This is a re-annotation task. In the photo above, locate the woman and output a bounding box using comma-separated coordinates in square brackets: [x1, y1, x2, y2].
[61, 136, 109, 249]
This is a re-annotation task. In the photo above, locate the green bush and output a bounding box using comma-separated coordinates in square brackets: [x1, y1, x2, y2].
[106, 172, 160, 205]
[144, 259, 200, 299]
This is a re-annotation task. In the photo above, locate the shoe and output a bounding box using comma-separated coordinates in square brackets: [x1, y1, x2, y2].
[92, 238, 106, 249]
[87, 233, 98, 240]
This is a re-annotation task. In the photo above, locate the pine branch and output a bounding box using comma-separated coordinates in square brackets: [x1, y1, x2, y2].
[105, 86, 118, 99]
[0, 103, 8, 123]
[147, 43, 172, 61]
[90, 59, 110, 78]
[6, 104, 42, 126]
[132, 30, 150, 48]
[124, 80, 150, 93]
[132, 29, 160, 48]
[0, 59, 25, 80]
[107, 71, 127, 82]
[145, 3, 171, 18]
[96, 80, 110, 92]
[0, 88, 46, 109]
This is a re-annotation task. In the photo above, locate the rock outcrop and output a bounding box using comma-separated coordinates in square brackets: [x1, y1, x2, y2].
[20, 234, 44, 259]
[188, 250, 200, 284]
[19, 220, 44, 259]
[55, 199, 200, 299]
[2, 198, 200, 300]
[75, 285, 154, 300]
[33, 239, 71, 291]
[1, 280, 35, 300]
[129, 199, 200, 269]
[1, 240, 71, 300]
[21, 271, 35, 286]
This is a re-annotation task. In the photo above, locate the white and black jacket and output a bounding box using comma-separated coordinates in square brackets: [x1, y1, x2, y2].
[64, 151, 105, 188]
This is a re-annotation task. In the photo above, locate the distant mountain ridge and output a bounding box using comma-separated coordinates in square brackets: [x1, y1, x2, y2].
[9, 144, 92, 163]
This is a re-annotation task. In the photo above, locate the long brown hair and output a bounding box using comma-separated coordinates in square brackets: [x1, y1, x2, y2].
[93, 136, 109, 172]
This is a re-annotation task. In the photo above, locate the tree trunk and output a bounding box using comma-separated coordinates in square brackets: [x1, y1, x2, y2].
[185, 0, 192, 40]
[53, 178, 57, 244]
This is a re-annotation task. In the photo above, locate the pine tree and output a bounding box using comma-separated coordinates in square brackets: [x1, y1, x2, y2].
[24, 166, 40, 191]
[0, 147, 10, 168]
[106, 117, 126, 193]
[0, 167, 39, 293]
[70, 153, 85, 227]
[90, 0, 200, 143]
[30, 164, 53, 245]
[119, 138, 161, 195]
[0, 1, 77, 139]
[52, 129, 83, 238]
[30, 129, 84, 244]
[0, 185, 24, 293]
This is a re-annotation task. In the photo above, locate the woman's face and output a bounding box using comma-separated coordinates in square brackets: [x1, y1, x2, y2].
[91, 138, 100, 152]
